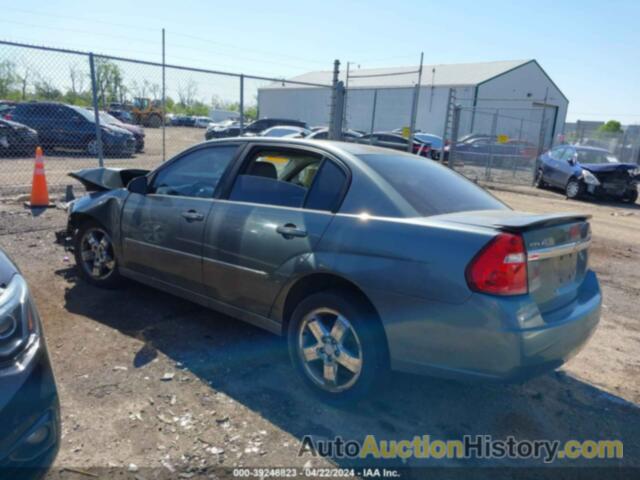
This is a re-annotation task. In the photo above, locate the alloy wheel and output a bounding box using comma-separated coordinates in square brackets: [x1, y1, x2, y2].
[566, 180, 580, 198]
[297, 307, 363, 393]
[79, 228, 116, 280]
[87, 139, 99, 156]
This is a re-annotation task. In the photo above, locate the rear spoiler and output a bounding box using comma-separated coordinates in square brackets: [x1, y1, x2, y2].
[69, 167, 150, 192]
[491, 213, 592, 232]
[434, 211, 592, 233]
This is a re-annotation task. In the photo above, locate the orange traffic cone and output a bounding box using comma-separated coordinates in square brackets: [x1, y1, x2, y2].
[26, 146, 53, 208]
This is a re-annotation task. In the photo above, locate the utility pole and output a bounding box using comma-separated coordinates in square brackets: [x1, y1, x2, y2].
[407, 51, 424, 152]
[161, 28, 166, 162]
[88, 52, 104, 167]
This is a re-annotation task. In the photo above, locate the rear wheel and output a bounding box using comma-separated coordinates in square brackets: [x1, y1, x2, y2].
[86, 138, 99, 156]
[288, 290, 387, 404]
[565, 178, 584, 199]
[73, 220, 122, 288]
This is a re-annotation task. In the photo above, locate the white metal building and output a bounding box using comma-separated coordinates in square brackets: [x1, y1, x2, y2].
[258, 59, 568, 148]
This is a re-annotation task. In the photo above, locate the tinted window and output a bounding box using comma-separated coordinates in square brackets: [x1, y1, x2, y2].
[304, 160, 347, 211]
[359, 153, 507, 216]
[151, 145, 237, 198]
[229, 148, 323, 208]
[549, 147, 565, 160]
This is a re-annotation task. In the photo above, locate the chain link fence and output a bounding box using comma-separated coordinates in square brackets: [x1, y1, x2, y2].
[448, 105, 552, 185]
[0, 40, 334, 195]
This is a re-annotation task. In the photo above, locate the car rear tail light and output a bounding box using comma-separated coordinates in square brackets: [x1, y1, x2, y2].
[466, 233, 528, 295]
[4, 113, 12, 120]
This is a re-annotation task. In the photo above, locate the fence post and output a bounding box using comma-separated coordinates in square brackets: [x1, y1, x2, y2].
[328, 60, 341, 140]
[407, 51, 424, 153]
[485, 110, 498, 181]
[88, 53, 104, 167]
[448, 105, 461, 169]
[239, 74, 244, 134]
[161, 28, 166, 162]
[369, 89, 378, 143]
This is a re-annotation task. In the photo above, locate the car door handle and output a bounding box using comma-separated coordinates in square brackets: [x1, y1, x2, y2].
[181, 210, 205, 222]
[276, 224, 307, 239]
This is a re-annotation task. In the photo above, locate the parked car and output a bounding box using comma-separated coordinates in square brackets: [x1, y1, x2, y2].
[193, 117, 213, 128]
[535, 145, 639, 203]
[357, 132, 431, 157]
[106, 109, 133, 124]
[450, 136, 536, 168]
[414, 133, 444, 160]
[0, 118, 39, 157]
[259, 126, 311, 138]
[99, 111, 145, 152]
[307, 128, 363, 141]
[0, 248, 60, 477]
[206, 118, 307, 140]
[205, 121, 242, 140]
[0, 101, 17, 119]
[170, 115, 196, 127]
[62, 138, 601, 402]
[11, 102, 135, 157]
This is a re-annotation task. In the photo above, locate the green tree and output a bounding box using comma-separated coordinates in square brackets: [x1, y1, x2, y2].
[598, 120, 623, 134]
[0, 60, 16, 98]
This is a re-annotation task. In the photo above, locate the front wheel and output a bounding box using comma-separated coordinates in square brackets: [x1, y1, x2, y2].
[73, 221, 122, 288]
[565, 178, 584, 199]
[620, 189, 638, 204]
[533, 168, 547, 188]
[288, 290, 387, 404]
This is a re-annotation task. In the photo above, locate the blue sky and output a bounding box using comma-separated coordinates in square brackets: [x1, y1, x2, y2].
[1, 0, 639, 122]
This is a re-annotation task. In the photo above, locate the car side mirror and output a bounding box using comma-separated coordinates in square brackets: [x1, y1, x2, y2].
[127, 175, 148, 194]
[568, 158, 576, 166]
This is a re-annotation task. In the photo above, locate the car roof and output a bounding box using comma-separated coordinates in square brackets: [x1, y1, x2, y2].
[573, 145, 609, 153]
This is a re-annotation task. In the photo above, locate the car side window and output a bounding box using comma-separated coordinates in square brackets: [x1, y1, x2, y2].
[150, 145, 238, 198]
[561, 148, 576, 162]
[228, 148, 323, 208]
[304, 159, 347, 212]
[550, 147, 565, 160]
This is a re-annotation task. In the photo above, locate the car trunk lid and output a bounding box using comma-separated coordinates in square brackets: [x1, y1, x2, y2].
[433, 210, 591, 315]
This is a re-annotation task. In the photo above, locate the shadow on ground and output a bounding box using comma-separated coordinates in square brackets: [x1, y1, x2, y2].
[59, 269, 640, 477]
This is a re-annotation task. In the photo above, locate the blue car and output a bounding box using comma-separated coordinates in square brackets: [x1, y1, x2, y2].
[536, 145, 639, 203]
[11, 102, 136, 157]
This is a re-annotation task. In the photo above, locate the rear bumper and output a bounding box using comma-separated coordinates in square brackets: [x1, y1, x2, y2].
[374, 270, 601, 381]
[0, 338, 60, 479]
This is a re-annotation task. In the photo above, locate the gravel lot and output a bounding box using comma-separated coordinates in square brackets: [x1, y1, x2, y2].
[0, 183, 638, 479]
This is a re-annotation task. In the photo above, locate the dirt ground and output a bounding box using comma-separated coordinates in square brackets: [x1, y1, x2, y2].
[0, 183, 638, 479]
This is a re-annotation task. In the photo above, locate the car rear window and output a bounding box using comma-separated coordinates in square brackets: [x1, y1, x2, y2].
[358, 153, 507, 216]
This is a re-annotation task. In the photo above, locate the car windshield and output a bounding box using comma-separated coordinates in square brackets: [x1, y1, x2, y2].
[70, 106, 96, 122]
[359, 153, 507, 216]
[576, 149, 619, 164]
[99, 112, 121, 125]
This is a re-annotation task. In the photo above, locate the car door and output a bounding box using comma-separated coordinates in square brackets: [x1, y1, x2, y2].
[202, 144, 349, 317]
[543, 146, 565, 186]
[120, 144, 240, 293]
[557, 147, 578, 186]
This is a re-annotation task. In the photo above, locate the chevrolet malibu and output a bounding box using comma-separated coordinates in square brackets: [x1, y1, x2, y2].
[63, 138, 601, 402]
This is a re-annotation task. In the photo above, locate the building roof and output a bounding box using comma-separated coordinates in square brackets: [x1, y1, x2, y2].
[264, 59, 533, 89]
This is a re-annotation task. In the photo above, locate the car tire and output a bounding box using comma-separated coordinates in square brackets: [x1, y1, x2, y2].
[534, 168, 547, 188]
[565, 178, 584, 199]
[621, 189, 638, 204]
[287, 290, 388, 404]
[86, 138, 99, 156]
[73, 220, 122, 289]
[148, 115, 162, 128]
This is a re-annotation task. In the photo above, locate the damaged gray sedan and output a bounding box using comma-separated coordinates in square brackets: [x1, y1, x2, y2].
[62, 138, 601, 402]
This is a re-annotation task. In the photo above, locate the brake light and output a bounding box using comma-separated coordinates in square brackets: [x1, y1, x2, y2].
[466, 233, 528, 295]
[4, 113, 12, 120]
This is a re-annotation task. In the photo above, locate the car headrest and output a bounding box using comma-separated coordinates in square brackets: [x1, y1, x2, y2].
[248, 161, 277, 179]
